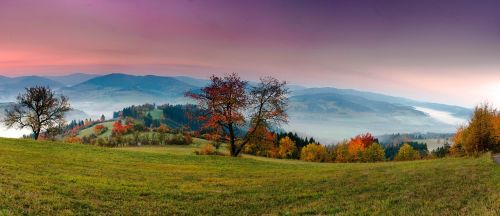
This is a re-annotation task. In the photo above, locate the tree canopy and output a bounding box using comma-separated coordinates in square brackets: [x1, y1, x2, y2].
[3, 86, 71, 140]
[187, 73, 288, 157]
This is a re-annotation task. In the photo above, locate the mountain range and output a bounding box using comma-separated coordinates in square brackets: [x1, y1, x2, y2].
[0, 73, 471, 141]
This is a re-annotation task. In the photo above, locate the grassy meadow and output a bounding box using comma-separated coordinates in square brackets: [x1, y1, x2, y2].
[77, 121, 114, 138]
[0, 138, 499, 215]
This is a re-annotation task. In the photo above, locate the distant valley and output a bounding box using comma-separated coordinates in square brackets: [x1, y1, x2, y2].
[0, 73, 471, 142]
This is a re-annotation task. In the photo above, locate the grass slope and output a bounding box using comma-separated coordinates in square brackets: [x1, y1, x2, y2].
[77, 121, 114, 138]
[0, 138, 499, 215]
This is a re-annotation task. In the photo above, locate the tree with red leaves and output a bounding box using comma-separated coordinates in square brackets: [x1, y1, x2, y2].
[348, 133, 377, 160]
[112, 120, 131, 135]
[187, 73, 288, 157]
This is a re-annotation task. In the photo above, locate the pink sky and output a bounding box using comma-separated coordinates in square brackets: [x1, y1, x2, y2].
[1, 0, 500, 107]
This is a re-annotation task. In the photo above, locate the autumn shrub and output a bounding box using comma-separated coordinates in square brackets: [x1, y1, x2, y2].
[395, 144, 420, 161]
[167, 133, 193, 145]
[64, 136, 82, 144]
[242, 126, 276, 156]
[463, 104, 496, 154]
[266, 146, 281, 158]
[300, 143, 328, 162]
[184, 134, 193, 144]
[112, 120, 132, 135]
[154, 124, 171, 133]
[194, 143, 217, 155]
[93, 124, 108, 135]
[348, 133, 376, 161]
[362, 143, 385, 162]
[278, 137, 298, 159]
[333, 142, 351, 162]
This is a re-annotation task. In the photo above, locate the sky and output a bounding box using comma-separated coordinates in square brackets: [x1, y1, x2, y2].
[1, 0, 500, 107]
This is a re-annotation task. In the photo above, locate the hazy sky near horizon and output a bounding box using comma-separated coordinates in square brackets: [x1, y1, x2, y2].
[1, 0, 500, 107]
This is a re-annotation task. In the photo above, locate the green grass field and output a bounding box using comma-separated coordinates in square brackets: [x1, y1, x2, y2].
[0, 138, 499, 215]
[77, 121, 114, 138]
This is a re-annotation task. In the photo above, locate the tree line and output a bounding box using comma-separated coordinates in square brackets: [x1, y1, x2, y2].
[3, 74, 497, 163]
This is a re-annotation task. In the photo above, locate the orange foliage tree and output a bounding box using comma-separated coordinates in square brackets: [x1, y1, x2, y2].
[64, 136, 82, 144]
[187, 73, 288, 157]
[112, 120, 131, 135]
[348, 133, 376, 160]
[93, 124, 105, 135]
[243, 125, 276, 156]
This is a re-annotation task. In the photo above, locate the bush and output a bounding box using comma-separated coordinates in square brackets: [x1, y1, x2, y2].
[452, 103, 500, 155]
[93, 124, 107, 135]
[167, 133, 193, 145]
[194, 144, 217, 155]
[155, 124, 171, 133]
[395, 144, 420, 161]
[300, 143, 328, 162]
[278, 137, 298, 159]
[132, 123, 147, 133]
[242, 126, 276, 157]
[64, 136, 82, 144]
[348, 133, 376, 159]
[362, 143, 385, 162]
[333, 142, 351, 163]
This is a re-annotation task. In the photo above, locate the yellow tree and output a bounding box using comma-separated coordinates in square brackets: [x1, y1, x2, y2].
[300, 143, 328, 162]
[450, 126, 466, 156]
[491, 112, 500, 152]
[462, 104, 496, 155]
[334, 141, 351, 163]
[363, 143, 385, 162]
[395, 144, 420, 161]
[278, 136, 298, 159]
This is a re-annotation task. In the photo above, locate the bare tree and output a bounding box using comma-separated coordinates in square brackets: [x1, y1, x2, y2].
[187, 73, 288, 157]
[3, 86, 71, 140]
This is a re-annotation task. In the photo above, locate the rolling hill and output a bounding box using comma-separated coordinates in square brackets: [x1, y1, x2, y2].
[285, 89, 470, 141]
[0, 76, 65, 101]
[45, 73, 98, 86]
[58, 73, 198, 117]
[292, 87, 470, 118]
[0, 138, 498, 215]
[0, 73, 472, 141]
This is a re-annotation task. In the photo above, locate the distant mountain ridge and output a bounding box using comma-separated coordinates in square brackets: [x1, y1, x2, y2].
[46, 73, 98, 86]
[289, 93, 425, 116]
[0, 73, 471, 140]
[56, 73, 198, 117]
[0, 76, 65, 101]
[70, 73, 195, 93]
[291, 87, 470, 118]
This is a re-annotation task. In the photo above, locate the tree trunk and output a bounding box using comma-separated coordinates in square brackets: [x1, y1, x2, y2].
[34, 130, 40, 140]
[228, 123, 238, 157]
